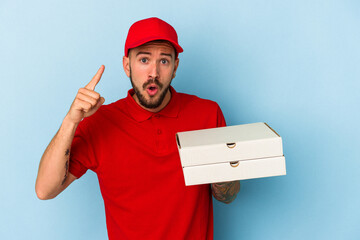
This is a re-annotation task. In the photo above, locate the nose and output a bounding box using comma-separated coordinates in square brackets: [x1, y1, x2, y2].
[149, 61, 160, 79]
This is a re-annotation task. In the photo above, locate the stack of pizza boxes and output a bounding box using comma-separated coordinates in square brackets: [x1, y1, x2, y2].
[176, 122, 286, 186]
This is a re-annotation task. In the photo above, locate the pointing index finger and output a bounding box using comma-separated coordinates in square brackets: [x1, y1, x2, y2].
[85, 65, 105, 90]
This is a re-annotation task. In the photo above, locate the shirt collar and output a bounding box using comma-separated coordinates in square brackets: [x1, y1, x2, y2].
[125, 85, 180, 122]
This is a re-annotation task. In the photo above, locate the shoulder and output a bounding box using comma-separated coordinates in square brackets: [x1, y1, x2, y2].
[175, 90, 226, 129]
[177, 91, 221, 112]
[98, 97, 127, 114]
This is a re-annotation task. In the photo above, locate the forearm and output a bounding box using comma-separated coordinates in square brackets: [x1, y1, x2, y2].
[35, 115, 78, 199]
[211, 180, 240, 204]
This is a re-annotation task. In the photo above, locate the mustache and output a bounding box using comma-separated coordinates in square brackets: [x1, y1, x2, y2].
[143, 78, 163, 90]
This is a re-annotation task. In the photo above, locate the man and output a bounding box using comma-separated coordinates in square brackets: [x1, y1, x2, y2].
[35, 17, 240, 239]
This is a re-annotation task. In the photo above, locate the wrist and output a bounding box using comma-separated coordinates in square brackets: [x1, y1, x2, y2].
[62, 114, 80, 130]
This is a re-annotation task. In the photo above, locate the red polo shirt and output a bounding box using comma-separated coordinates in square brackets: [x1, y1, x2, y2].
[69, 86, 226, 240]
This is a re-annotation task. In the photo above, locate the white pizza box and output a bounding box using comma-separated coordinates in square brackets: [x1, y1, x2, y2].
[175, 122, 286, 186]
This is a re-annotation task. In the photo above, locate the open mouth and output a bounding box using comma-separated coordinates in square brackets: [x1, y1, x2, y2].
[146, 84, 158, 96]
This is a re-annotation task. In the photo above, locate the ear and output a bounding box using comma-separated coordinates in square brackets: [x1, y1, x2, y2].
[172, 58, 180, 79]
[123, 56, 130, 78]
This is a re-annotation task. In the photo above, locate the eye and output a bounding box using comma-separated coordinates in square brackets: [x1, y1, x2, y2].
[161, 59, 169, 64]
[140, 58, 148, 63]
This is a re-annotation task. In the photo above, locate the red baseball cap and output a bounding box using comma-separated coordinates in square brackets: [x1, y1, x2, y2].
[124, 17, 183, 58]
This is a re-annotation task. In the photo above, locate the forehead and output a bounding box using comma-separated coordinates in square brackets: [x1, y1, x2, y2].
[131, 41, 175, 56]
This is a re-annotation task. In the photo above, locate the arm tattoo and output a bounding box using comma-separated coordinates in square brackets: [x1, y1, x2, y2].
[211, 180, 240, 204]
[61, 149, 70, 185]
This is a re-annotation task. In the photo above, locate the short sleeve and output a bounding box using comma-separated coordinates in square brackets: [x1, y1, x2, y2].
[69, 123, 96, 179]
[216, 104, 227, 128]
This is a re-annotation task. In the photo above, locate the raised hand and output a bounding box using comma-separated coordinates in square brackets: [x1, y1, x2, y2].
[66, 65, 106, 124]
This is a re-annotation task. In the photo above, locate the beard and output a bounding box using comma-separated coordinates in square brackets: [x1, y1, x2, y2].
[129, 68, 173, 109]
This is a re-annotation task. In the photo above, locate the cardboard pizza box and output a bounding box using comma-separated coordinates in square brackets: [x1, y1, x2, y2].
[176, 122, 286, 186]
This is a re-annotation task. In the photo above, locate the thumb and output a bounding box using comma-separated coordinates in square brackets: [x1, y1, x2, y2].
[98, 97, 105, 106]
[83, 97, 105, 118]
[93, 97, 105, 111]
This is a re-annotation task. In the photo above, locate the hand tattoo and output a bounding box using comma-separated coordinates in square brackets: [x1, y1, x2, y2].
[211, 181, 240, 204]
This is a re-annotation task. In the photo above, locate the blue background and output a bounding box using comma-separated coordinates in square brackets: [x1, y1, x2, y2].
[1, 0, 359, 239]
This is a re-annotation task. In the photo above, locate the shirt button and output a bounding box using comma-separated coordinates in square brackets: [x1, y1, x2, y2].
[157, 129, 162, 135]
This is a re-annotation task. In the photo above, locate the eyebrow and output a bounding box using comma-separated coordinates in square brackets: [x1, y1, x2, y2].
[136, 51, 151, 56]
[135, 51, 174, 58]
[160, 53, 173, 58]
